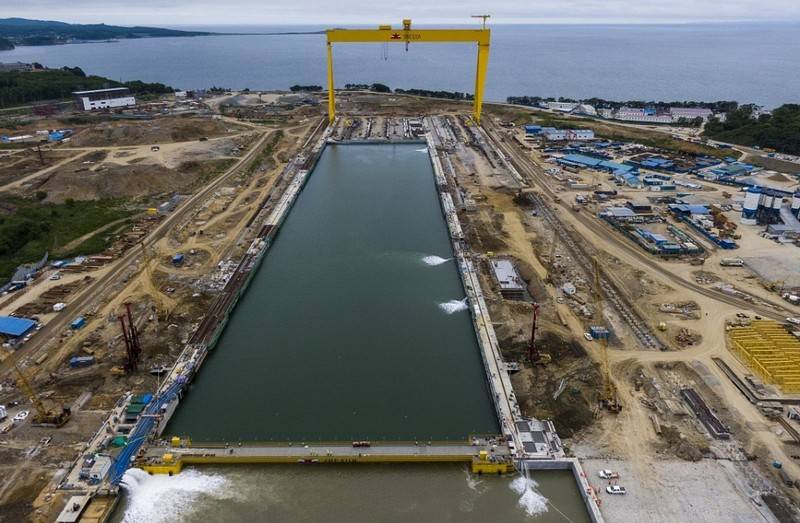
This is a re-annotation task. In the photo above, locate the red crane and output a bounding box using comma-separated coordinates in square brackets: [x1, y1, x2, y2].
[118, 303, 142, 373]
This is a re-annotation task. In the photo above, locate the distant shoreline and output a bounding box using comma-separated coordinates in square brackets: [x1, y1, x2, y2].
[0, 30, 327, 50]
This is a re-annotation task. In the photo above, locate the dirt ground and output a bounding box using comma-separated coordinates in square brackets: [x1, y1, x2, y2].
[571, 358, 799, 522]
[34, 156, 235, 203]
[0, 149, 76, 187]
[2, 92, 798, 521]
[0, 93, 322, 520]
[509, 331, 602, 437]
[67, 116, 246, 147]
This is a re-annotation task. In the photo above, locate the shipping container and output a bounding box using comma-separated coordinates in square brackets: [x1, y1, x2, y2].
[69, 356, 96, 368]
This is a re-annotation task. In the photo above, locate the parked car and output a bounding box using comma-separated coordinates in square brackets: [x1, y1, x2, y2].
[598, 469, 620, 479]
[787, 317, 800, 326]
[606, 485, 627, 495]
[13, 410, 30, 423]
[584, 333, 593, 342]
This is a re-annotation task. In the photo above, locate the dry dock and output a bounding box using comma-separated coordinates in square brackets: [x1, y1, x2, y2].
[56, 117, 600, 523]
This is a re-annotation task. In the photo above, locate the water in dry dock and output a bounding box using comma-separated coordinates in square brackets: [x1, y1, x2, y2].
[115, 465, 591, 523]
[167, 143, 498, 441]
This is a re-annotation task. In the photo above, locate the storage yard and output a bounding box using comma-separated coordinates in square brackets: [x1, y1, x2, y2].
[0, 84, 799, 523]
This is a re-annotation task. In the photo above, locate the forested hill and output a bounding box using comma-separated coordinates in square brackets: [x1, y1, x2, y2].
[704, 104, 800, 156]
[0, 18, 211, 46]
[0, 67, 172, 108]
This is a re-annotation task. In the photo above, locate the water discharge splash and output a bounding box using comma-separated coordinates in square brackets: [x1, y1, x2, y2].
[509, 472, 549, 518]
[463, 467, 485, 493]
[422, 255, 451, 266]
[439, 298, 469, 314]
[120, 468, 231, 523]
[415, 147, 429, 153]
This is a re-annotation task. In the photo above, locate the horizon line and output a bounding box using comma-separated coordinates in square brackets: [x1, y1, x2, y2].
[4, 17, 800, 27]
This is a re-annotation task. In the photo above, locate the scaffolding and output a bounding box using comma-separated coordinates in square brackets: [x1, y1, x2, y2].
[729, 320, 800, 393]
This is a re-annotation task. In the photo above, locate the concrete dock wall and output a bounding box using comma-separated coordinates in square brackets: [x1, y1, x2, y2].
[522, 458, 605, 523]
[423, 126, 524, 455]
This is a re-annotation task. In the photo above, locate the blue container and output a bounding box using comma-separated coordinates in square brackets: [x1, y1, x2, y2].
[69, 356, 95, 368]
[70, 316, 86, 330]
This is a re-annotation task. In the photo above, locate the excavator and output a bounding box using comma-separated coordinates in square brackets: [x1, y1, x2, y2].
[528, 303, 551, 366]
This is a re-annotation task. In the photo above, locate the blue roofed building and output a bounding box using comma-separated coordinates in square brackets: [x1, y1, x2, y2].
[0, 316, 37, 339]
[524, 125, 542, 135]
[558, 154, 604, 168]
[598, 160, 635, 174]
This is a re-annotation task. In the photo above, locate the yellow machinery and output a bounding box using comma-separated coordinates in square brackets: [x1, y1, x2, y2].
[12, 361, 70, 427]
[471, 450, 513, 475]
[592, 257, 621, 412]
[139, 447, 513, 476]
[729, 320, 800, 393]
[326, 18, 491, 123]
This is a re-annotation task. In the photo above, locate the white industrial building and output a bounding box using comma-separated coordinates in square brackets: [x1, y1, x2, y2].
[73, 87, 136, 111]
[543, 101, 579, 112]
[543, 129, 595, 141]
[669, 107, 713, 121]
[571, 103, 597, 116]
[614, 107, 674, 124]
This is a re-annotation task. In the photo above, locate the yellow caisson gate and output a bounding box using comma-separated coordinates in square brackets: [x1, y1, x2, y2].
[325, 18, 491, 123]
[140, 451, 513, 476]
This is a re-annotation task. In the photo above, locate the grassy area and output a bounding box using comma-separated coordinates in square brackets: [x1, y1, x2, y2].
[0, 196, 132, 283]
[58, 219, 132, 259]
[246, 131, 284, 176]
[184, 159, 237, 192]
[492, 106, 729, 159]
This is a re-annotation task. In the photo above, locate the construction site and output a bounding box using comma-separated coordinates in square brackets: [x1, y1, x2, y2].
[0, 19, 799, 523]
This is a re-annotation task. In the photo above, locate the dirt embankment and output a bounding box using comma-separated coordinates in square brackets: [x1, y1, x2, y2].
[36, 158, 233, 203]
[68, 117, 239, 147]
[507, 330, 602, 437]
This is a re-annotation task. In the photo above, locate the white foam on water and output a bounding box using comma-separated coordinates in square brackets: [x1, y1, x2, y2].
[422, 255, 451, 266]
[415, 147, 429, 153]
[438, 298, 468, 314]
[509, 475, 549, 518]
[463, 467, 485, 492]
[119, 468, 232, 523]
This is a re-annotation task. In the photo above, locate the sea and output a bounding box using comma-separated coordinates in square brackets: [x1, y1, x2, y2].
[1, 23, 799, 107]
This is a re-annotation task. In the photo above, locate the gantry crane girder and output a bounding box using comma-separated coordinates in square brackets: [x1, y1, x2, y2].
[326, 19, 491, 123]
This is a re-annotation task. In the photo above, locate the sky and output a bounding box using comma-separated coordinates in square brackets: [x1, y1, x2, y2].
[3, 0, 800, 25]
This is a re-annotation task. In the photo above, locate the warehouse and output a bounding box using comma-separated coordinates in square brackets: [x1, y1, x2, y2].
[73, 87, 136, 111]
[0, 315, 37, 341]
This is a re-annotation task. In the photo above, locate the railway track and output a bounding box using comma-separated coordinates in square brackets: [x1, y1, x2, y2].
[1, 127, 283, 377]
[531, 193, 665, 350]
[483, 121, 790, 324]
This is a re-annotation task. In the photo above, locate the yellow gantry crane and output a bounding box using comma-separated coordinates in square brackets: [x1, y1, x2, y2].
[326, 18, 491, 123]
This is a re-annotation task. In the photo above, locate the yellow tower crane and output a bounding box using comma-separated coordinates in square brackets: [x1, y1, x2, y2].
[12, 361, 70, 427]
[592, 257, 621, 413]
[326, 18, 491, 123]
